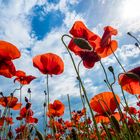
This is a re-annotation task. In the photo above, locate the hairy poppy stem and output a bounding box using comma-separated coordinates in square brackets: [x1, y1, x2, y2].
[99, 60, 111, 90]
[67, 94, 72, 120]
[46, 75, 49, 106]
[77, 60, 87, 108]
[61, 34, 101, 140]
[110, 46, 126, 73]
[77, 60, 91, 139]
[46, 74, 50, 136]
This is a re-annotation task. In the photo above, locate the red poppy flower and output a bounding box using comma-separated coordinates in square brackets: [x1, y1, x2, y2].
[47, 100, 65, 117]
[26, 116, 38, 124]
[33, 53, 64, 76]
[68, 21, 101, 68]
[90, 92, 120, 123]
[96, 26, 118, 58]
[15, 125, 26, 133]
[124, 106, 137, 115]
[119, 67, 140, 94]
[0, 41, 20, 78]
[0, 96, 22, 110]
[95, 112, 120, 124]
[5, 117, 14, 125]
[68, 21, 118, 68]
[0, 40, 20, 60]
[20, 106, 34, 118]
[14, 70, 36, 85]
[0, 60, 16, 78]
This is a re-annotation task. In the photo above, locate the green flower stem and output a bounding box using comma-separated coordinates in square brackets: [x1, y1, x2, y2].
[110, 47, 126, 73]
[99, 60, 132, 137]
[12, 85, 23, 96]
[67, 94, 72, 120]
[99, 59, 123, 117]
[99, 60, 110, 89]
[46, 74, 50, 136]
[61, 34, 101, 140]
[46, 74, 50, 107]
[128, 33, 140, 50]
[77, 60, 85, 108]
[118, 73, 129, 108]
[77, 60, 91, 139]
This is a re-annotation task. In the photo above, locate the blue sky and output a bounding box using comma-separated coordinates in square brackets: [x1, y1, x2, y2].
[0, 0, 140, 130]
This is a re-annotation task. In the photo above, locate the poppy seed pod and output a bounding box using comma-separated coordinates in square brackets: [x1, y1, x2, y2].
[73, 37, 93, 51]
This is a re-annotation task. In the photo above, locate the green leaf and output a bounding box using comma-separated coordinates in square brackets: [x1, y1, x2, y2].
[36, 130, 45, 140]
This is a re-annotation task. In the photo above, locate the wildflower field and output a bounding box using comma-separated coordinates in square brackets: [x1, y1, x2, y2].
[0, 20, 140, 140]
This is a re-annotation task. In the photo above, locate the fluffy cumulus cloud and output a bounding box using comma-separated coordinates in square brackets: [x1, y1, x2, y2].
[0, 0, 140, 125]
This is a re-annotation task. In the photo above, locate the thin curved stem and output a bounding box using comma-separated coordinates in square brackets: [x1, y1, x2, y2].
[61, 34, 101, 140]
[110, 46, 126, 72]
[99, 60, 111, 90]
[77, 59, 85, 107]
[128, 33, 140, 50]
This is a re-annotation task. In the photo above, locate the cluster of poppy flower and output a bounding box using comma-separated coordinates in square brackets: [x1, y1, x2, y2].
[0, 21, 140, 139]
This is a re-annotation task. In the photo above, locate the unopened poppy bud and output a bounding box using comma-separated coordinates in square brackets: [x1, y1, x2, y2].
[0, 92, 3, 96]
[77, 110, 81, 114]
[10, 93, 13, 97]
[135, 43, 139, 47]
[127, 32, 132, 36]
[26, 102, 31, 109]
[25, 97, 28, 103]
[73, 37, 93, 51]
[44, 90, 47, 95]
[76, 76, 80, 81]
[27, 88, 31, 93]
[104, 79, 107, 83]
[108, 66, 114, 73]
[43, 102, 46, 107]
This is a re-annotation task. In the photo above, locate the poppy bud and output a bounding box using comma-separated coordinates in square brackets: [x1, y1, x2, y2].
[76, 76, 80, 81]
[26, 102, 31, 109]
[44, 90, 47, 95]
[0, 92, 3, 96]
[108, 66, 114, 73]
[73, 37, 93, 51]
[135, 42, 139, 47]
[127, 32, 132, 36]
[27, 88, 31, 93]
[77, 110, 81, 114]
[25, 97, 28, 103]
[10, 93, 13, 97]
[43, 102, 46, 107]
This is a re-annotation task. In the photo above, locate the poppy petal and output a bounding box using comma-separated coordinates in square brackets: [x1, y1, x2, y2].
[97, 40, 118, 58]
[0, 40, 20, 60]
[40, 53, 64, 75]
[119, 72, 140, 94]
[12, 103, 22, 110]
[15, 70, 26, 77]
[0, 60, 16, 78]
[90, 92, 120, 114]
[33, 55, 46, 74]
